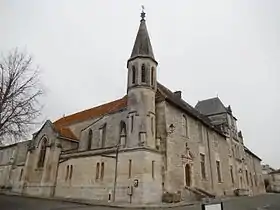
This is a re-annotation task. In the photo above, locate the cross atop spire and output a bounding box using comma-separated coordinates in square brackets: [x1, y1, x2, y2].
[141, 5, 145, 21]
[127, 7, 157, 65]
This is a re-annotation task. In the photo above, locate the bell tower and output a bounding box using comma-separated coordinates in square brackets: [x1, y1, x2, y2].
[127, 9, 157, 148]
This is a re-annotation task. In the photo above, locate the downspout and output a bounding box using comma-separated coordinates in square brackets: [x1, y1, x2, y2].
[206, 130, 214, 191]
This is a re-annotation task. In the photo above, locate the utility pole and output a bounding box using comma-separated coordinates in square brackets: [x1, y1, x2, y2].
[101, 143, 121, 202]
[112, 143, 120, 202]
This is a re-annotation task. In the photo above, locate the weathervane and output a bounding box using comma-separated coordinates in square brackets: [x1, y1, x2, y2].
[141, 5, 145, 21]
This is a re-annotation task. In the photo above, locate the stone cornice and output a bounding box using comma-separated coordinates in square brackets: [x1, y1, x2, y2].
[59, 146, 161, 160]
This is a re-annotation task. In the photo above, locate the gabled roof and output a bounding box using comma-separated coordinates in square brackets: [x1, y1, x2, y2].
[54, 96, 127, 127]
[52, 96, 127, 140]
[128, 14, 156, 64]
[195, 97, 228, 116]
[156, 82, 225, 137]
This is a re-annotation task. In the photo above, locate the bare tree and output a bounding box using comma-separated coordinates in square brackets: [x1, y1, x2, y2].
[0, 49, 43, 143]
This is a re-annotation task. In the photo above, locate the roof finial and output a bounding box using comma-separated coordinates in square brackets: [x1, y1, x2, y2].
[141, 5, 145, 21]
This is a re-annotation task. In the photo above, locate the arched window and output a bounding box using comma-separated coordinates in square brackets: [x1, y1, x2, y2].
[99, 124, 107, 148]
[69, 165, 73, 180]
[88, 129, 93, 150]
[132, 66, 136, 84]
[101, 162, 105, 180]
[141, 64, 146, 83]
[151, 67, 155, 86]
[120, 121, 127, 146]
[96, 162, 100, 179]
[185, 164, 191, 186]
[19, 169, 23, 181]
[37, 138, 47, 168]
[65, 165, 69, 181]
[182, 115, 189, 138]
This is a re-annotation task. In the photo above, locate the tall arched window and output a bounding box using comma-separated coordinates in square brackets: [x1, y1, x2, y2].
[132, 66, 136, 84]
[37, 138, 47, 168]
[88, 129, 93, 150]
[96, 162, 100, 179]
[100, 162, 105, 180]
[120, 121, 127, 146]
[151, 67, 155, 86]
[182, 115, 189, 138]
[141, 64, 146, 83]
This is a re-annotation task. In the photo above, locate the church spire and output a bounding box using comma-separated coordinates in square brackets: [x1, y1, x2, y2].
[128, 7, 156, 64]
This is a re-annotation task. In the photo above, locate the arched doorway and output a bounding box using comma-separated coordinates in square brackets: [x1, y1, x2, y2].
[185, 164, 191, 186]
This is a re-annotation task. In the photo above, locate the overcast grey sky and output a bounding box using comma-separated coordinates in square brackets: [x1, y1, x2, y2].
[1, 0, 279, 168]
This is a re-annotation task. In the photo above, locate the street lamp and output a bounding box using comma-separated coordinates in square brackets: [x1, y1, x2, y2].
[167, 124, 175, 135]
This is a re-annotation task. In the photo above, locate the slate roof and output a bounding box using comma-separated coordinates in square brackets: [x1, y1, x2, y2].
[244, 146, 262, 161]
[269, 169, 280, 175]
[128, 16, 156, 64]
[156, 82, 225, 137]
[195, 97, 228, 116]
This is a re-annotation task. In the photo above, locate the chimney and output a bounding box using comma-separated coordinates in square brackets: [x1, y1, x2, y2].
[174, 91, 182, 99]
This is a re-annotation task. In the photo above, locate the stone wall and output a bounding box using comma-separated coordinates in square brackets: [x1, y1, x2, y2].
[163, 101, 232, 198]
[55, 149, 162, 204]
[78, 110, 128, 151]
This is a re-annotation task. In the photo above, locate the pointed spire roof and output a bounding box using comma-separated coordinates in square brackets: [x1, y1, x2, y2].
[128, 9, 157, 64]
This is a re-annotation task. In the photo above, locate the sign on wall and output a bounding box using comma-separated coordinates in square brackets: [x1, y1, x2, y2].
[202, 202, 224, 210]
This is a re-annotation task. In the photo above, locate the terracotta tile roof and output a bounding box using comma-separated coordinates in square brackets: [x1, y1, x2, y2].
[56, 127, 78, 140]
[53, 96, 127, 140]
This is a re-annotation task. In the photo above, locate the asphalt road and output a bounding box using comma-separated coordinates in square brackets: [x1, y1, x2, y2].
[1, 193, 280, 210]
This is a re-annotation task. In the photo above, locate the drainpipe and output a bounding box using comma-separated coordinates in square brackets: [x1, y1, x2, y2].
[206, 130, 214, 191]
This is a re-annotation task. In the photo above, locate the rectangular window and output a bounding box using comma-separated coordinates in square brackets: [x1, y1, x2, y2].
[250, 172, 253, 186]
[216, 161, 222, 183]
[100, 162, 104, 180]
[128, 159, 132, 178]
[230, 165, 234, 184]
[152, 160, 155, 179]
[200, 154, 206, 179]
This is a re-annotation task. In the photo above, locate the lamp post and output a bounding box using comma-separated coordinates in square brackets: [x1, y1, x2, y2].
[112, 143, 120, 202]
[100, 143, 120, 202]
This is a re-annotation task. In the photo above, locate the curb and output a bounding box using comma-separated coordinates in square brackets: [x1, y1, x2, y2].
[0, 191, 198, 209]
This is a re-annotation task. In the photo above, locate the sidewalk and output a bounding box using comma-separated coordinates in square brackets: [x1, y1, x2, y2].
[0, 190, 198, 209]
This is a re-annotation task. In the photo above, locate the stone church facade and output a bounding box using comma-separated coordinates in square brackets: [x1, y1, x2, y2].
[0, 12, 265, 204]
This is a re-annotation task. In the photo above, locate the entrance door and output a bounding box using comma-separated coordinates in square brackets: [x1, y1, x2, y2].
[185, 164, 191, 186]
